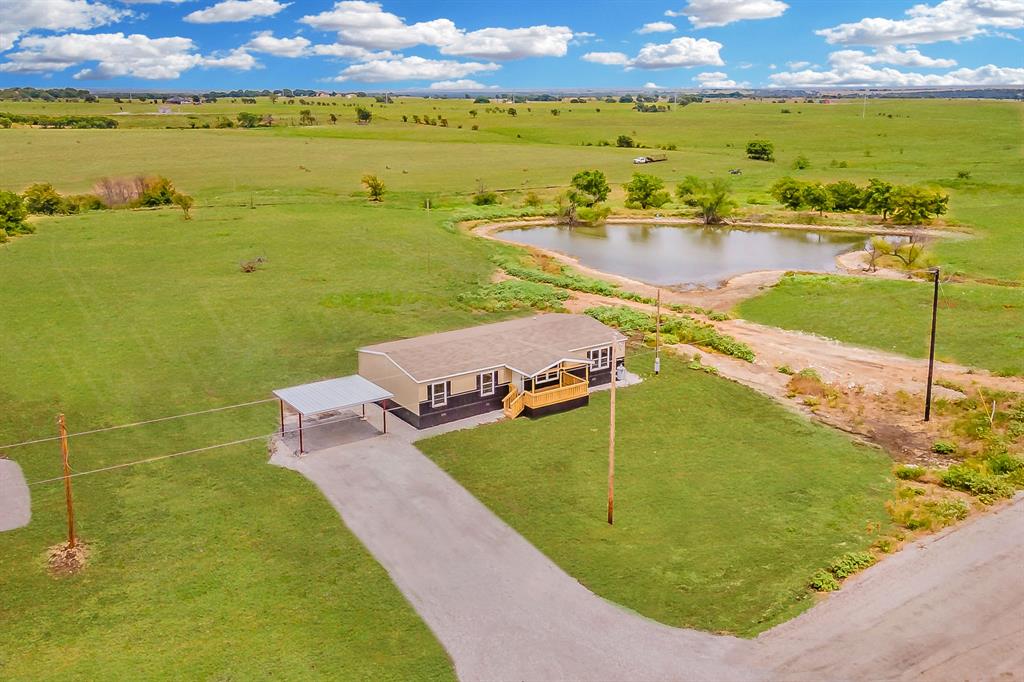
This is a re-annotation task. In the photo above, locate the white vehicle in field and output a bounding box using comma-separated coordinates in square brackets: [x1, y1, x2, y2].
[633, 156, 649, 164]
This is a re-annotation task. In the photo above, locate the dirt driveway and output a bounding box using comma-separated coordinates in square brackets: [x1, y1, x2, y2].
[273, 414, 1024, 681]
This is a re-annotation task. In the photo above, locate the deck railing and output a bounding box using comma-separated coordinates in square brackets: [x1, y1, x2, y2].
[503, 387, 525, 418]
[521, 372, 588, 410]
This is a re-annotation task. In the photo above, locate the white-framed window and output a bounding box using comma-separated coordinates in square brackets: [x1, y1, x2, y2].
[588, 346, 611, 370]
[479, 371, 497, 397]
[535, 369, 560, 386]
[429, 382, 448, 408]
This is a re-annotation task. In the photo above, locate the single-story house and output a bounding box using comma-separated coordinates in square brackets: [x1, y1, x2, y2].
[358, 314, 626, 428]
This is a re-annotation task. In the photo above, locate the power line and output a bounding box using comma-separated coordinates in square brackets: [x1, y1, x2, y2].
[0, 398, 277, 451]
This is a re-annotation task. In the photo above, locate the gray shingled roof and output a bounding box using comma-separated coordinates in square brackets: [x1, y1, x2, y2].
[359, 313, 625, 383]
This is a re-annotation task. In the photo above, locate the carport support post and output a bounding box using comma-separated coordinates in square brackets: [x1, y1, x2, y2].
[382, 400, 388, 434]
[279, 400, 284, 435]
[298, 413, 304, 453]
[58, 413, 77, 548]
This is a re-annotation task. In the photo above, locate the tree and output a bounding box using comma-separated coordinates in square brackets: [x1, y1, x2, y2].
[624, 173, 670, 209]
[792, 153, 810, 170]
[801, 182, 832, 215]
[890, 185, 948, 224]
[362, 174, 385, 202]
[298, 109, 317, 126]
[862, 178, 895, 220]
[171, 192, 194, 220]
[675, 176, 735, 224]
[329, 113, 338, 124]
[827, 180, 863, 212]
[569, 170, 610, 207]
[22, 183, 64, 215]
[236, 111, 260, 128]
[770, 177, 805, 209]
[550, 108, 560, 116]
[508, 107, 517, 117]
[0, 190, 28, 234]
[468, 109, 478, 118]
[616, 134, 635, 148]
[355, 107, 372, 123]
[746, 139, 775, 161]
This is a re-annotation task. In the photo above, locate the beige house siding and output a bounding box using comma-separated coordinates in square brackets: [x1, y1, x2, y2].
[358, 352, 421, 415]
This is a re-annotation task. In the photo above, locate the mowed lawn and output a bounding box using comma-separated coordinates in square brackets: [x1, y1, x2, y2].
[738, 274, 1024, 376]
[418, 355, 894, 636]
[0, 200, 513, 679]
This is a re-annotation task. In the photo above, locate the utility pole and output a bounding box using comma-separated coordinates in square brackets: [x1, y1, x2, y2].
[924, 267, 940, 422]
[58, 414, 77, 548]
[607, 345, 617, 525]
[655, 289, 662, 375]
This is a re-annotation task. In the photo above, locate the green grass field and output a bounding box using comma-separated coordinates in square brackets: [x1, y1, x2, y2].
[738, 274, 1024, 376]
[0, 96, 1020, 675]
[419, 355, 894, 636]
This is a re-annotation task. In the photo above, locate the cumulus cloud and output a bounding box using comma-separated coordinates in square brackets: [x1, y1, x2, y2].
[201, 47, 259, 70]
[830, 46, 958, 68]
[583, 37, 723, 69]
[666, 0, 788, 28]
[185, 0, 289, 24]
[694, 70, 746, 87]
[0, 31, 256, 79]
[769, 62, 1024, 87]
[244, 31, 310, 57]
[637, 21, 676, 34]
[1, 0, 127, 52]
[334, 55, 500, 82]
[816, 0, 1024, 46]
[311, 43, 390, 60]
[301, 1, 574, 58]
[787, 60, 810, 69]
[428, 79, 498, 90]
[581, 51, 630, 65]
[643, 81, 663, 88]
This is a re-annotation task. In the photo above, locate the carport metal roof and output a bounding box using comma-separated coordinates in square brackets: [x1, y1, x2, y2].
[273, 375, 393, 417]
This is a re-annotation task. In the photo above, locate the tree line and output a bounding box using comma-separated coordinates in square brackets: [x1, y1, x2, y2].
[770, 177, 948, 223]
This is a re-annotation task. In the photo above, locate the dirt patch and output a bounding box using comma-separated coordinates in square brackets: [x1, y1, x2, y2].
[46, 541, 90, 576]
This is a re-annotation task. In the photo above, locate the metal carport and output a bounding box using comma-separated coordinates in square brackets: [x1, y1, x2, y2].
[273, 375, 394, 453]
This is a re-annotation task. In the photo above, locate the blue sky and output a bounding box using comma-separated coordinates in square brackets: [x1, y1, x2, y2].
[1, 0, 1022, 90]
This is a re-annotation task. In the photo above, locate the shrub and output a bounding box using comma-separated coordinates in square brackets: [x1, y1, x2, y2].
[746, 139, 774, 161]
[956, 170, 971, 180]
[0, 117, 11, 128]
[894, 465, 926, 481]
[776, 365, 794, 375]
[940, 464, 1013, 502]
[931, 441, 957, 455]
[792, 154, 810, 170]
[522, 191, 543, 208]
[770, 177, 805, 209]
[986, 452, 1023, 475]
[22, 183, 64, 215]
[616, 134, 635, 148]
[62, 193, 105, 214]
[0, 190, 28, 234]
[809, 569, 840, 592]
[0, 227, 7, 243]
[472, 191, 500, 206]
[624, 173, 670, 209]
[361, 174, 385, 202]
[137, 177, 177, 207]
[828, 551, 875, 579]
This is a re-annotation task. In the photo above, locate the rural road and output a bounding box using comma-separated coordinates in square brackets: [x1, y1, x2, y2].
[273, 413, 1024, 681]
[0, 458, 31, 532]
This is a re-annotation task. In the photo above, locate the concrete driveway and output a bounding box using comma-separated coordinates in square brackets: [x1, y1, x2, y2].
[272, 409, 1024, 681]
[0, 458, 31, 532]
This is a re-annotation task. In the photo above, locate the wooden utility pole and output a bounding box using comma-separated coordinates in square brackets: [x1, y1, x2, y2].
[655, 288, 662, 375]
[58, 414, 77, 548]
[607, 345, 617, 525]
[924, 267, 940, 422]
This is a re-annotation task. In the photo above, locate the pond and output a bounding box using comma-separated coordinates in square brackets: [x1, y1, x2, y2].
[498, 223, 879, 288]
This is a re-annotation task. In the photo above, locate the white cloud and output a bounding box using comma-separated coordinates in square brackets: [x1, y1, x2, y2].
[0, 32, 255, 79]
[629, 36, 724, 68]
[582, 51, 630, 65]
[311, 43, 391, 60]
[769, 62, 1024, 87]
[643, 81, 663, 88]
[787, 60, 810, 69]
[637, 21, 676, 34]
[583, 37, 723, 69]
[694, 70, 746, 87]
[201, 47, 259, 70]
[300, 2, 574, 59]
[830, 46, 958, 68]
[428, 79, 498, 90]
[0, 0, 127, 52]
[817, 0, 1024, 46]
[334, 55, 500, 82]
[667, 0, 788, 28]
[244, 31, 310, 57]
[185, 0, 289, 24]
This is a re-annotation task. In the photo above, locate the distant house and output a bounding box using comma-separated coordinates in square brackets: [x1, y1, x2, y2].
[358, 314, 626, 428]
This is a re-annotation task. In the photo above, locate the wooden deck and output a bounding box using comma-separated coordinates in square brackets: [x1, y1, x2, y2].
[503, 372, 588, 419]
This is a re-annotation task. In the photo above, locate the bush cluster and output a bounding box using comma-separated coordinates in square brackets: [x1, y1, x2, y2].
[770, 176, 948, 223]
[0, 111, 117, 129]
[810, 551, 875, 591]
[940, 463, 1014, 504]
[458, 280, 569, 312]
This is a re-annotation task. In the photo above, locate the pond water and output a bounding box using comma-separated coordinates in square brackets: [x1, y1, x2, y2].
[499, 223, 877, 288]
